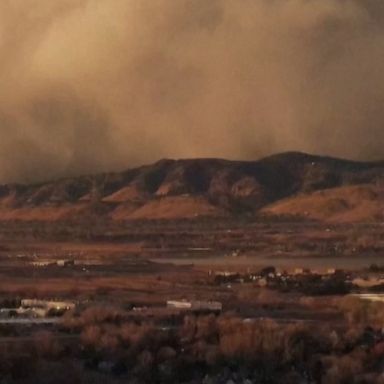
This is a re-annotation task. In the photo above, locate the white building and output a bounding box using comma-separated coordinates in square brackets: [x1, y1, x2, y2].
[166, 300, 222, 312]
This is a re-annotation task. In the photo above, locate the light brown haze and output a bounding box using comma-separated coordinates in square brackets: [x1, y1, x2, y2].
[1, 0, 384, 183]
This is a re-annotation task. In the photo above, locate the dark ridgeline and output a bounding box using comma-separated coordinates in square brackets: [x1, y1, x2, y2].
[0, 152, 382, 220]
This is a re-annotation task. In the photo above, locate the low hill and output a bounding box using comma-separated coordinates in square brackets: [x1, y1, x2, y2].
[112, 196, 227, 220]
[0, 152, 382, 222]
[261, 184, 384, 222]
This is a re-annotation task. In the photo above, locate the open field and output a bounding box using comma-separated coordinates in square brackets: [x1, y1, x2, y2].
[0, 218, 382, 262]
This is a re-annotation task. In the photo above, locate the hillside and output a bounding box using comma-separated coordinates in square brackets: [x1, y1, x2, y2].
[261, 184, 384, 222]
[0, 152, 383, 222]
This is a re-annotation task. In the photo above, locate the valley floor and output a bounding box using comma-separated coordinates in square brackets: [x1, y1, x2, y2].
[0, 218, 383, 383]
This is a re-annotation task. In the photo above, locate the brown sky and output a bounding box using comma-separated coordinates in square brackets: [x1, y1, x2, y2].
[1, 0, 384, 182]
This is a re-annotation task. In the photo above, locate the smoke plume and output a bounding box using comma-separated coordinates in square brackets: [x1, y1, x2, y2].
[1, 0, 384, 182]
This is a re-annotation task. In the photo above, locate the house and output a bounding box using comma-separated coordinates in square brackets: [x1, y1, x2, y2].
[294, 268, 311, 275]
[57, 259, 75, 267]
[257, 278, 268, 287]
[166, 300, 193, 310]
[214, 271, 237, 277]
[327, 268, 345, 275]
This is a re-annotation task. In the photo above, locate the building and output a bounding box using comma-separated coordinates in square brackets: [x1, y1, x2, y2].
[21, 299, 75, 312]
[30, 260, 54, 267]
[214, 271, 237, 277]
[57, 259, 75, 267]
[166, 300, 222, 313]
[294, 268, 311, 275]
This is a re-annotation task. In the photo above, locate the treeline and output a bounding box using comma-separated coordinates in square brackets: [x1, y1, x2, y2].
[2, 300, 384, 383]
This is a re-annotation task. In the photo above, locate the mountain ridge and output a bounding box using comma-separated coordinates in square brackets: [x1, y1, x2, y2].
[0, 152, 383, 222]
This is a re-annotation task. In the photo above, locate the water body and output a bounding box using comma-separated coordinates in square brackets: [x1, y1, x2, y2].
[152, 255, 383, 270]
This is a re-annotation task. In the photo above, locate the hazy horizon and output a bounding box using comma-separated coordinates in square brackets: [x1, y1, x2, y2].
[1, 0, 384, 182]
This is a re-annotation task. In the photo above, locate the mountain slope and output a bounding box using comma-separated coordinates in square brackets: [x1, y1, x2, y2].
[261, 184, 384, 222]
[0, 152, 383, 222]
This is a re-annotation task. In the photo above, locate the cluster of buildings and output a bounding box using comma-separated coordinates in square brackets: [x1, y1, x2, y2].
[211, 267, 353, 295]
[210, 266, 384, 296]
[30, 259, 75, 268]
[0, 298, 76, 319]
